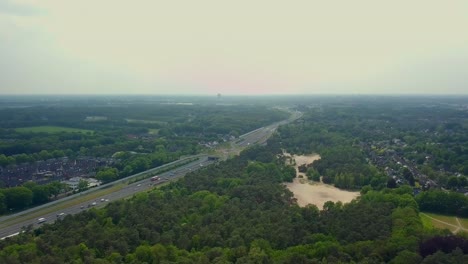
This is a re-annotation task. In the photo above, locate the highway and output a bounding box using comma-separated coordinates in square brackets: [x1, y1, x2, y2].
[0, 157, 214, 239]
[0, 109, 302, 239]
[236, 110, 302, 147]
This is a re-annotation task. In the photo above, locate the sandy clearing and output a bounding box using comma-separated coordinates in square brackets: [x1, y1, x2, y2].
[283, 152, 360, 209]
[285, 179, 360, 208]
[291, 154, 321, 167]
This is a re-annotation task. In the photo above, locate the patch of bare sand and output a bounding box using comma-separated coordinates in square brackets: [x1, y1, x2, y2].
[293, 154, 321, 168]
[285, 179, 360, 208]
[283, 152, 360, 209]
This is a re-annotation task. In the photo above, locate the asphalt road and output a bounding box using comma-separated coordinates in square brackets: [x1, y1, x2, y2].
[0, 157, 214, 239]
[0, 110, 302, 239]
[236, 110, 302, 147]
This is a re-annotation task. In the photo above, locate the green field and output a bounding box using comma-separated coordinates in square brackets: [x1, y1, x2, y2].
[420, 212, 468, 234]
[125, 119, 167, 125]
[15, 126, 93, 134]
[148, 128, 159, 135]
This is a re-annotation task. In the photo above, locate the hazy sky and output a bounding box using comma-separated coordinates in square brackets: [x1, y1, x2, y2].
[1, 0, 468, 95]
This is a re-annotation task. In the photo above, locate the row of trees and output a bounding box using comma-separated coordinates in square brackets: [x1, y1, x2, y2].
[0, 150, 69, 167]
[416, 190, 468, 217]
[0, 181, 65, 213]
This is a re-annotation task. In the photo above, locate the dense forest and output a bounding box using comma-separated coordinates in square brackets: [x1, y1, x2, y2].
[1, 143, 466, 263]
[1, 96, 467, 262]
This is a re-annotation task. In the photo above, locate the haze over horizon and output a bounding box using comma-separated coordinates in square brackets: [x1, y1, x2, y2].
[1, 0, 468, 95]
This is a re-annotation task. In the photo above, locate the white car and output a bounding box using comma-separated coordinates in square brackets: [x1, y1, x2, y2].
[37, 218, 46, 223]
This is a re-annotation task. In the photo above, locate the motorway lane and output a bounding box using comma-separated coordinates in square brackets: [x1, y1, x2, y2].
[0, 110, 302, 239]
[0, 155, 207, 224]
[0, 157, 214, 239]
[236, 111, 302, 147]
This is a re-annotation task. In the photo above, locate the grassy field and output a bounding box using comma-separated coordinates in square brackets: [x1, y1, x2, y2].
[148, 128, 159, 135]
[125, 119, 167, 125]
[420, 212, 468, 234]
[16, 126, 93, 134]
[458, 217, 468, 228]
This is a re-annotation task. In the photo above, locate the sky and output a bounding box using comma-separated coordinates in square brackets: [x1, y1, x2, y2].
[1, 0, 468, 95]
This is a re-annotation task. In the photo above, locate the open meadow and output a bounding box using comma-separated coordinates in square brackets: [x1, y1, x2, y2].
[420, 212, 468, 234]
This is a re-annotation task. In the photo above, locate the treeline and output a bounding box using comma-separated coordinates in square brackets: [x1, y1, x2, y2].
[0, 145, 466, 263]
[0, 181, 65, 213]
[416, 190, 468, 217]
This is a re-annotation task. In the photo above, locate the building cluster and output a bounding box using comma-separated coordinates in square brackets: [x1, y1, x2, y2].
[360, 139, 438, 190]
[62, 176, 101, 190]
[0, 157, 115, 187]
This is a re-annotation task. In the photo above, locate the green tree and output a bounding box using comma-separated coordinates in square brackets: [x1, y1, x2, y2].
[390, 250, 422, 264]
[32, 185, 50, 205]
[307, 167, 321, 182]
[387, 178, 397, 188]
[447, 176, 459, 190]
[3, 186, 33, 210]
[38, 150, 52, 160]
[78, 180, 89, 192]
[96, 168, 119, 183]
[47, 181, 65, 199]
[459, 176, 467, 187]
[0, 192, 6, 214]
[0, 154, 11, 167]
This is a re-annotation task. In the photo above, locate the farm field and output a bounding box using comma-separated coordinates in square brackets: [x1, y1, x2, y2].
[15, 126, 93, 134]
[420, 212, 468, 234]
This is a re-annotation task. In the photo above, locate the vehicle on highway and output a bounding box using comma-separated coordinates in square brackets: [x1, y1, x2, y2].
[57, 213, 65, 218]
[151, 176, 160, 181]
[37, 218, 46, 223]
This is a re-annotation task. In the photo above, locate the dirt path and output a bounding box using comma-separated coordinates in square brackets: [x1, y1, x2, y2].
[421, 213, 468, 234]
